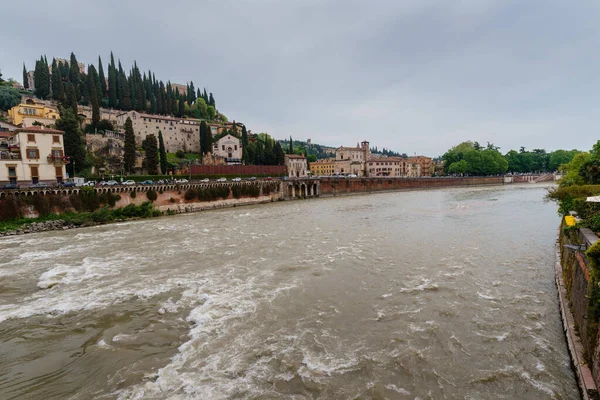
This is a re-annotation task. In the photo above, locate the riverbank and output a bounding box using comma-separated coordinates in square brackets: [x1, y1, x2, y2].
[0, 178, 541, 238]
[555, 233, 597, 400]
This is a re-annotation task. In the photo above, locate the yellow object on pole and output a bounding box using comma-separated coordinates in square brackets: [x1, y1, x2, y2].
[565, 216, 577, 227]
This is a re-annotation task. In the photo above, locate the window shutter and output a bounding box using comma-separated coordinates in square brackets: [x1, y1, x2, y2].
[35, 149, 40, 159]
[31, 166, 38, 177]
[55, 166, 63, 177]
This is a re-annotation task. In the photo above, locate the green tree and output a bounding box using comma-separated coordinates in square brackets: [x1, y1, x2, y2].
[143, 134, 159, 175]
[0, 85, 21, 111]
[289, 136, 293, 154]
[22, 64, 28, 89]
[274, 141, 285, 165]
[98, 56, 107, 99]
[34, 58, 50, 99]
[448, 159, 468, 175]
[108, 53, 117, 108]
[123, 117, 137, 173]
[199, 121, 213, 157]
[241, 125, 249, 148]
[549, 149, 580, 171]
[158, 131, 167, 174]
[51, 59, 64, 102]
[90, 79, 100, 129]
[56, 107, 87, 175]
[69, 52, 81, 100]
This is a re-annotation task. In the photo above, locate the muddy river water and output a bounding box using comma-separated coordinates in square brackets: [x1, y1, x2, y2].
[0, 184, 579, 399]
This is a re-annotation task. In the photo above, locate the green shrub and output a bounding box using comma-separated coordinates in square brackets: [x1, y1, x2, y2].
[91, 207, 114, 223]
[169, 197, 176, 203]
[176, 150, 185, 158]
[184, 189, 197, 201]
[146, 189, 158, 202]
[0, 197, 22, 221]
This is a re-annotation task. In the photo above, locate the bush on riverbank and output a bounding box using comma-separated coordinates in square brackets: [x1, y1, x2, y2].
[231, 184, 260, 199]
[0, 202, 161, 233]
[547, 185, 600, 217]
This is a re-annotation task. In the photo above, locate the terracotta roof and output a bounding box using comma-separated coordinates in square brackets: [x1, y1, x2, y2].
[367, 156, 405, 163]
[336, 146, 361, 151]
[0, 132, 12, 138]
[15, 126, 64, 134]
[286, 154, 306, 159]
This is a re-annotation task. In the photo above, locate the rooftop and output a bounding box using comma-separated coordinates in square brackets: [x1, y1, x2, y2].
[15, 126, 64, 135]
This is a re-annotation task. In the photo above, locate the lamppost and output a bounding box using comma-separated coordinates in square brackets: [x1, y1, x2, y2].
[120, 160, 124, 182]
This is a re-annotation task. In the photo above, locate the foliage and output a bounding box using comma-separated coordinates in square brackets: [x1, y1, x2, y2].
[443, 141, 508, 176]
[96, 119, 114, 132]
[143, 134, 159, 175]
[175, 149, 185, 159]
[0, 85, 21, 111]
[185, 186, 230, 202]
[34, 57, 50, 99]
[231, 184, 260, 199]
[56, 107, 88, 175]
[146, 189, 158, 202]
[159, 131, 168, 174]
[123, 117, 137, 173]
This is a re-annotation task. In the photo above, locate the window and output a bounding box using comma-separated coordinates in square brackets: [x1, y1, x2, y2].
[27, 148, 39, 159]
[222, 145, 225, 151]
[53, 135, 60, 144]
[52, 149, 63, 158]
[27, 134, 35, 142]
[235, 145, 238, 150]
[30, 166, 39, 183]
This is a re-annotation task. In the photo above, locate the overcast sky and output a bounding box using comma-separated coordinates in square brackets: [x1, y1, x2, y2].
[1, 0, 598, 156]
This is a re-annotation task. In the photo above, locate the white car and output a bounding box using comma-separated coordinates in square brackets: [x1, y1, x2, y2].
[175, 179, 189, 184]
[216, 178, 227, 182]
[232, 177, 242, 182]
[200, 178, 210, 183]
[348, 174, 358, 178]
[123, 180, 136, 186]
[81, 181, 96, 186]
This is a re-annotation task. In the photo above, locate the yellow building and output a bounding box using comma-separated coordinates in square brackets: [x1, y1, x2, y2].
[310, 157, 336, 176]
[8, 102, 60, 127]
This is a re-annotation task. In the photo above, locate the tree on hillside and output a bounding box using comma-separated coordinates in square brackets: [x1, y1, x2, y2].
[274, 141, 285, 165]
[108, 53, 117, 108]
[51, 59, 64, 102]
[98, 56, 107, 99]
[34, 58, 50, 99]
[0, 85, 21, 111]
[241, 125, 249, 148]
[199, 121, 213, 157]
[123, 117, 137, 173]
[69, 52, 81, 100]
[158, 131, 167, 174]
[90, 80, 100, 129]
[22, 64, 28, 89]
[56, 107, 87, 175]
[64, 83, 78, 113]
[143, 134, 159, 175]
[289, 136, 293, 154]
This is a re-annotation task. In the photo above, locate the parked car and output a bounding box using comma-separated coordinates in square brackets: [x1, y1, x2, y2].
[81, 181, 96, 187]
[2, 183, 19, 189]
[200, 178, 210, 183]
[105, 180, 119, 186]
[96, 181, 107, 187]
[140, 180, 153, 185]
[348, 174, 358, 178]
[29, 182, 48, 189]
[232, 177, 242, 182]
[175, 178, 189, 184]
[57, 181, 76, 188]
[123, 180, 136, 186]
[264, 177, 273, 181]
[247, 177, 257, 181]
[216, 178, 227, 182]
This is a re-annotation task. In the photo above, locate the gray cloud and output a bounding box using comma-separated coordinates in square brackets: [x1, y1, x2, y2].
[1, 0, 599, 156]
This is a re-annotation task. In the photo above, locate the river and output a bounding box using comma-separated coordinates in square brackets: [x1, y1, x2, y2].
[0, 184, 579, 399]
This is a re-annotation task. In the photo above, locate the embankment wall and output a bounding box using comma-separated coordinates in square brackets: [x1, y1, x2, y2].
[318, 176, 503, 196]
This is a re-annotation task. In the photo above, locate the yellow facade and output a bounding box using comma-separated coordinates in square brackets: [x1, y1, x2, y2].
[310, 158, 335, 176]
[8, 103, 60, 127]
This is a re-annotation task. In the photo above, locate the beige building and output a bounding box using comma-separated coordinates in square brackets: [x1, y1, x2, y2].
[366, 157, 421, 177]
[212, 134, 242, 163]
[407, 156, 433, 176]
[285, 154, 308, 178]
[333, 141, 370, 176]
[115, 111, 201, 153]
[0, 127, 68, 185]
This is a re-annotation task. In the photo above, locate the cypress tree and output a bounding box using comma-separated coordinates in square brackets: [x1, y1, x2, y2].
[56, 107, 87, 175]
[65, 83, 78, 113]
[197, 88, 201, 100]
[274, 141, 285, 165]
[123, 117, 136, 173]
[143, 134, 159, 175]
[22, 63, 29, 89]
[108, 53, 117, 108]
[188, 81, 195, 104]
[178, 98, 185, 117]
[90, 78, 100, 129]
[51, 59, 63, 101]
[120, 71, 132, 110]
[241, 125, 249, 148]
[69, 52, 80, 99]
[289, 136, 293, 154]
[208, 92, 215, 107]
[34, 58, 50, 99]
[98, 56, 106, 99]
[203, 88, 208, 103]
[264, 138, 275, 165]
[158, 131, 167, 174]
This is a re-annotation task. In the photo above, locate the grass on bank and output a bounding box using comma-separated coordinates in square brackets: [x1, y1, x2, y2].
[0, 202, 162, 233]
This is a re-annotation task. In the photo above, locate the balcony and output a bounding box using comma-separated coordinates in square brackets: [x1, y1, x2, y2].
[0, 151, 21, 160]
[47, 155, 70, 165]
